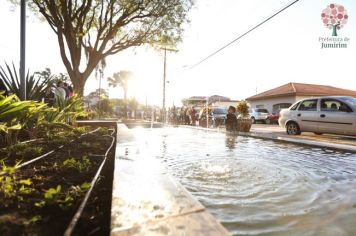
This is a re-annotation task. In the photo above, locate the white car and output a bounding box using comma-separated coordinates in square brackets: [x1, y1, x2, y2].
[249, 108, 270, 124]
[279, 96, 356, 136]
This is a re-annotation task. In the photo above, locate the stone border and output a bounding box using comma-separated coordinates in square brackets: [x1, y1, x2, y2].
[111, 124, 230, 236]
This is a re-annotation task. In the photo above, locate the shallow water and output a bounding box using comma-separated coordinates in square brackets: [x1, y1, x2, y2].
[127, 127, 356, 236]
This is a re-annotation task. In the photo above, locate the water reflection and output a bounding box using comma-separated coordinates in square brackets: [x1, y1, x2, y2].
[225, 133, 238, 150]
[129, 127, 356, 236]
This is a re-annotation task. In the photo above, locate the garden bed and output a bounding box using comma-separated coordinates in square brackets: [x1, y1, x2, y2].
[0, 127, 115, 235]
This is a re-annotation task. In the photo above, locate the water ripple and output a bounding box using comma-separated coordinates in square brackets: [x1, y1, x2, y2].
[130, 127, 356, 236]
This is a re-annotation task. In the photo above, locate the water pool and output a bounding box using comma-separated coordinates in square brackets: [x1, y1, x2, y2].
[123, 127, 356, 236]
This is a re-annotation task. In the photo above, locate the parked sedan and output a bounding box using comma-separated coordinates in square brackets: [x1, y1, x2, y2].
[279, 96, 356, 136]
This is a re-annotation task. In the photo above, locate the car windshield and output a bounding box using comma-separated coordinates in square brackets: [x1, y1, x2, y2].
[213, 108, 227, 114]
[339, 97, 356, 108]
[256, 109, 268, 113]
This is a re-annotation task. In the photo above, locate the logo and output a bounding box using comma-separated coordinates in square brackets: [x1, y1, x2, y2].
[319, 3, 350, 49]
[321, 3, 348, 36]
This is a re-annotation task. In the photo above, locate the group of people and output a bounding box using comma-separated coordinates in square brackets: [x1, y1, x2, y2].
[168, 106, 197, 125]
[44, 81, 74, 106]
[167, 105, 239, 131]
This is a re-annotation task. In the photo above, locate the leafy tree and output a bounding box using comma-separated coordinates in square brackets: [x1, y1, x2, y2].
[34, 68, 70, 85]
[128, 97, 139, 112]
[96, 98, 114, 114]
[107, 71, 133, 100]
[24, 0, 192, 95]
[87, 88, 109, 99]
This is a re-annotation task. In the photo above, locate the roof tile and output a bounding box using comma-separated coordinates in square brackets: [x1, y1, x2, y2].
[246, 82, 356, 101]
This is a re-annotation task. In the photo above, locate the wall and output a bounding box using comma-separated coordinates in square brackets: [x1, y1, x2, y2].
[247, 96, 297, 113]
[247, 95, 321, 113]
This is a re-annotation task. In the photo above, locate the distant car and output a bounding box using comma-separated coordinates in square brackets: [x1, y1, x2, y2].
[198, 107, 227, 127]
[279, 96, 356, 136]
[211, 107, 227, 127]
[249, 108, 270, 124]
[266, 111, 280, 124]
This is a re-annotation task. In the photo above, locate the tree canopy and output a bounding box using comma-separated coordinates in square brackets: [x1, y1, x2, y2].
[108, 70, 133, 100]
[14, 0, 192, 95]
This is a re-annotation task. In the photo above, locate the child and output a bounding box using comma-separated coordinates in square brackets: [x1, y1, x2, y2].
[225, 106, 237, 131]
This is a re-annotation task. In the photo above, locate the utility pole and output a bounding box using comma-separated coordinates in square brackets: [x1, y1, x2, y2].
[162, 48, 167, 123]
[20, 0, 26, 100]
[161, 47, 177, 123]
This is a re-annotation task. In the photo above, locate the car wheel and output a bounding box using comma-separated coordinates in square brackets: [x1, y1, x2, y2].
[251, 117, 256, 124]
[286, 122, 301, 135]
[265, 118, 270, 124]
[314, 132, 323, 135]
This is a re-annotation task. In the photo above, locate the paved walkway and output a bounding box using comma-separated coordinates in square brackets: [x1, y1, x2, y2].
[251, 124, 356, 148]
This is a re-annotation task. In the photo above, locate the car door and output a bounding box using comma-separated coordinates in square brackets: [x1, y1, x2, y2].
[319, 98, 355, 135]
[295, 99, 319, 132]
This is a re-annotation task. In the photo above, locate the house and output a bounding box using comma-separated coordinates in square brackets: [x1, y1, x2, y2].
[246, 82, 356, 113]
[182, 95, 238, 108]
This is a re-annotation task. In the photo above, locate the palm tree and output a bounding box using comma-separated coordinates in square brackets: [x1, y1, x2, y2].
[107, 71, 133, 100]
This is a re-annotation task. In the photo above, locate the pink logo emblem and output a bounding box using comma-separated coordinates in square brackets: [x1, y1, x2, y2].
[321, 3, 348, 36]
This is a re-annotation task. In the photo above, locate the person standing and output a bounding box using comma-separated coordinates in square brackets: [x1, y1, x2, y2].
[67, 85, 74, 97]
[190, 107, 196, 126]
[44, 87, 56, 107]
[225, 106, 238, 131]
[55, 81, 66, 102]
[63, 82, 69, 98]
[179, 107, 184, 125]
[185, 107, 190, 125]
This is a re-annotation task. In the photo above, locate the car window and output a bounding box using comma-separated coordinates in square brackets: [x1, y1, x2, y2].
[298, 99, 317, 111]
[256, 109, 268, 113]
[290, 102, 300, 110]
[339, 97, 356, 108]
[213, 108, 227, 114]
[321, 99, 352, 112]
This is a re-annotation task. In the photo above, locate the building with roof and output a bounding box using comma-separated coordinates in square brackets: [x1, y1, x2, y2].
[246, 82, 356, 113]
[182, 95, 231, 106]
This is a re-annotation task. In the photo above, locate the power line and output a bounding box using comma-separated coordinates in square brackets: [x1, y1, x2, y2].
[188, 0, 300, 70]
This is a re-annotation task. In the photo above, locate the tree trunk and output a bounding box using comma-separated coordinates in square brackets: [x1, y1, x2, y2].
[71, 76, 85, 96]
[332, 25, 338, 37]
[57, 30, 101, 97]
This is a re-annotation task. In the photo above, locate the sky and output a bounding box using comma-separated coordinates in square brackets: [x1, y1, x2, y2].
[0, 0, 355, 107]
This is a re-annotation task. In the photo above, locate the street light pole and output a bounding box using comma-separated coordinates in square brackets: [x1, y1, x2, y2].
[161, 47, 177, 123]
[20, 0, 26, 100]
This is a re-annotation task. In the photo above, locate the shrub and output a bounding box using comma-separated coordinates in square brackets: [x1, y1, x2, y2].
[0, 63, 54, 101]
[236, 100, 249, 118]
